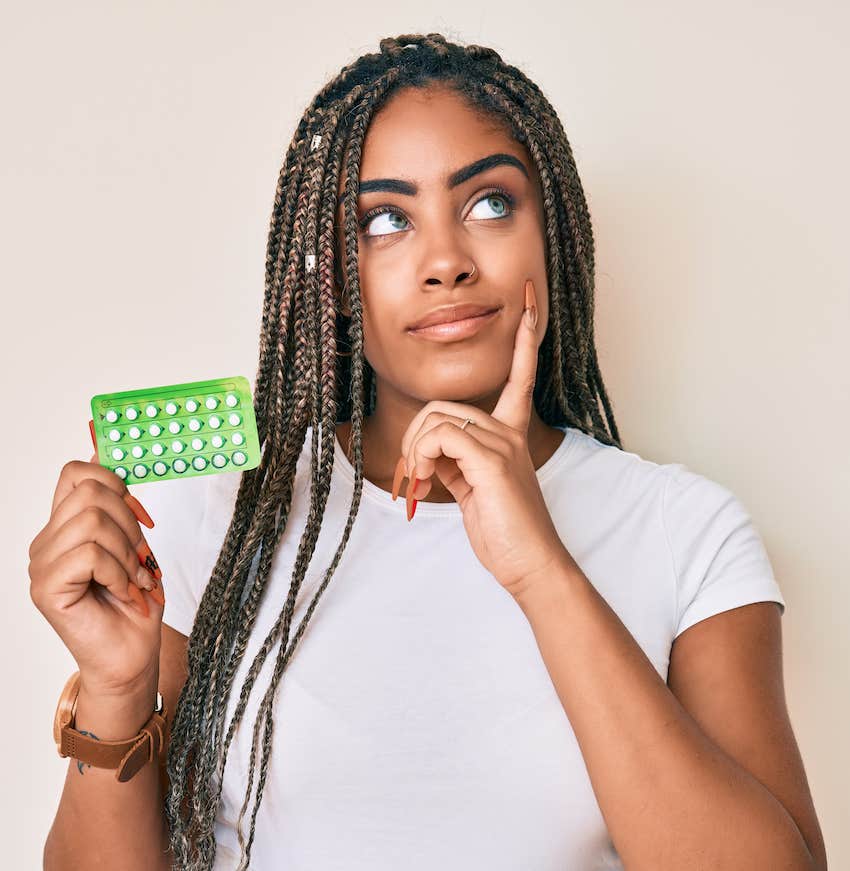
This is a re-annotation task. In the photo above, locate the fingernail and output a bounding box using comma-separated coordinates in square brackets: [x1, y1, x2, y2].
[148, 581, 165, 607]
[127, 581, 150, 618]
[524, 279, 538, 329]
[406, 466, 418, 521]
[125, 493, 155, 528]
[138, 538, 162, 580]
[391, 456, 406, 501]
[88, 419, 98, 455]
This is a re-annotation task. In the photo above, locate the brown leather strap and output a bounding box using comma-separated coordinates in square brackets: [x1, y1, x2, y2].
[60, 708, 168, 782]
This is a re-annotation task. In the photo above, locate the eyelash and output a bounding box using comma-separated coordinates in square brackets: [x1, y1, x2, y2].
[357, 186, 517, 235]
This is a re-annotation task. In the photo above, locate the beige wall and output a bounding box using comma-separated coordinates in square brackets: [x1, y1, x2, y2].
[2, 2, 846, 866]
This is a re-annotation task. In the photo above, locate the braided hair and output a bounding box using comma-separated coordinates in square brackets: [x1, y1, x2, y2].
[163, 32, 622, 869]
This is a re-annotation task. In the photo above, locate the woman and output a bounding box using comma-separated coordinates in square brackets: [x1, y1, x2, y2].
[32, 33, 826, 871]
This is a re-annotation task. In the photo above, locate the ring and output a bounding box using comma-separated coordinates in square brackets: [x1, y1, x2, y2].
[459, 418, 475, 431]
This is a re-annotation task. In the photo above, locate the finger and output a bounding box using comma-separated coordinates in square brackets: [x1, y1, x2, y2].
[32, 497, 161, 589]
[38, 540, 152, 618]
[407, 419, 505, 506]
[32, 476, 153, 562]
[492, 278, 540, 433]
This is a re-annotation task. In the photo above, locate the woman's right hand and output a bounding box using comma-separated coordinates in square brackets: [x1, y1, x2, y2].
[28, 452, 165, 696]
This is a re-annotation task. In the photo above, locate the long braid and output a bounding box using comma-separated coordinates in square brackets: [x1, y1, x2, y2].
[164, 32, 622, 869]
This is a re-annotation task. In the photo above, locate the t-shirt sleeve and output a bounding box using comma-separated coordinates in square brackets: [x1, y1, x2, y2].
[662, 462, 786, 640]
[127, 474, 211, 638]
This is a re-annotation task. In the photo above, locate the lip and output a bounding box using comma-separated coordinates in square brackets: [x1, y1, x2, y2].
[407, 307, 501, 341]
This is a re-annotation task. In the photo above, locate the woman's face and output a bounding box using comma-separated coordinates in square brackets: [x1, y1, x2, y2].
[335, 83, 549, 407]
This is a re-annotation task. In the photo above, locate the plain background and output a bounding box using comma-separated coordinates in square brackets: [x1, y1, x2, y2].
[2, 2, 847, 867]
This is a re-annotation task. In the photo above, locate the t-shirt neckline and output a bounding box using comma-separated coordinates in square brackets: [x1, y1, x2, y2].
[327, 423, 578, 516]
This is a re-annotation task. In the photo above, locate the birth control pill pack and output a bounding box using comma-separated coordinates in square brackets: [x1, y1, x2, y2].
[90, 375, 261, 485]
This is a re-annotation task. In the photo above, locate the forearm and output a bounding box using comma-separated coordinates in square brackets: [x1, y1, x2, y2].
[44, 672, 171, 871]
[514, 551, 817, 871]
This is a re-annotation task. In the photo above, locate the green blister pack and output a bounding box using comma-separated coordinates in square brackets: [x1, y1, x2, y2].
[90, 375, 261, 484]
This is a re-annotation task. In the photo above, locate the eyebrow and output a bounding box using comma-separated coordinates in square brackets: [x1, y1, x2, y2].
[338, 152, 530, 205]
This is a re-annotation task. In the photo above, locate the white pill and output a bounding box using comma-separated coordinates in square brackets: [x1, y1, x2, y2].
[168, 421, 181, 434]
[212, 453, 227, 468]
[208, 415, 222, 429]
[114, 467, 128, 480]
[205, 396, 218, 410]
[133, 464, 148, 478]
[108, 429, 121, 442]
[165, 401, 178, 415]
[153, 461, 168, 476]
[185, 399, 199, 413]
[105, 409, 119, 423]
[191, 437, 203, 451]
[151, 442, 164, 456]
[125, 407, 139, 421]
[188, 418, 201, 432]
[171, 440, 184, 453]
[173, 458, 188, 473]
[231, 431, 245, 446]
[111, 447, 125, 461]
[211, 434, 224, 448]
[145, 404, 158, 418]
[128, 426, 142, 439]
[232, 451, 247, 466]
[192, 456, 207, 470]
[149, 423, 163, 437]
[131, 445, 144, 459]
[225, 393, 238, 407]
[228, 413, 241, 426]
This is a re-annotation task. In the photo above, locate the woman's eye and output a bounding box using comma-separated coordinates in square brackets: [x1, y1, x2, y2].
[360, 190, 514, 238]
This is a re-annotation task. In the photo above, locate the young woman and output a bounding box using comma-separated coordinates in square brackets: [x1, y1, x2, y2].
[31, 33, 826, 871]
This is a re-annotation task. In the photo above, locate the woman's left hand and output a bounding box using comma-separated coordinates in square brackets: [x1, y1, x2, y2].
[394, 279, 571, 599]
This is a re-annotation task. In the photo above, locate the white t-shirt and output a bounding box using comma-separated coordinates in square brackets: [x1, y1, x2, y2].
[133, 423, 785, 870]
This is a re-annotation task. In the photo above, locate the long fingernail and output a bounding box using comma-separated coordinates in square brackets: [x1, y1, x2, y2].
[391, 456, 406, 501]
[524, 279, 538, 329]
[138, 538, 162, 580]
[148, 582, 165, 607]
[125, 493, 155, 528]
[406, 466, 418, 521]
[126, 581, 150, 618]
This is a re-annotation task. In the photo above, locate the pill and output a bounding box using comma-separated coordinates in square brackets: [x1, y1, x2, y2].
[212, 453, 227, 468]
[228, 413, 241, 426]
[165, 401, 179, 415]
[153, 461, 168, 476]
[232, 451, 247, 466]
[188, 418, 202, 432]
[108, 428, 122, 442]
[133, 464, 148, 478]
[231, 431, 245, 446]
[208, 415, 222, 429]
[211, 434, 224, 448]
[205, 396, 219, 410]
[111, 447, 125, 461]
[149, 423, 163, 437]
[105, 409, 119, 423]
[125, 407, 139, 421]
[145, 404, 158, 418]
[173, 458, 188, 473]
[225, 393, 238, 407]
[185, 398, 199, 413]
[151, 442, 165, 456]
[131, 445, 145, 459]
[191, 437, 204, 451]
[128, 426, 142, 439]
[114, 467, 128, 480]
[192, 456, 208, 470]
[171, 440, 185, 453]
[168, 420, 182, 434]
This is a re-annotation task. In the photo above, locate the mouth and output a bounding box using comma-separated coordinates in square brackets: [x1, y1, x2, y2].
[407, 307, 502, 342]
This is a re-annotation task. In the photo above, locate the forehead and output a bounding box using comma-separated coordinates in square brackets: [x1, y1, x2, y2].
[336, 84, 537, 196]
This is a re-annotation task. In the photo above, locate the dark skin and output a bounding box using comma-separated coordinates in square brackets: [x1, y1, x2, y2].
[333, 82, 565, 503]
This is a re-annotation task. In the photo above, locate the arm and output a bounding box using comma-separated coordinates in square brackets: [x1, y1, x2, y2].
[513, 551, 824, 871]
[43, 670, 171, 871]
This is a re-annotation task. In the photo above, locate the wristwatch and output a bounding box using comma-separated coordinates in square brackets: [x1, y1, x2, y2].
[53, 670, 168, 782]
